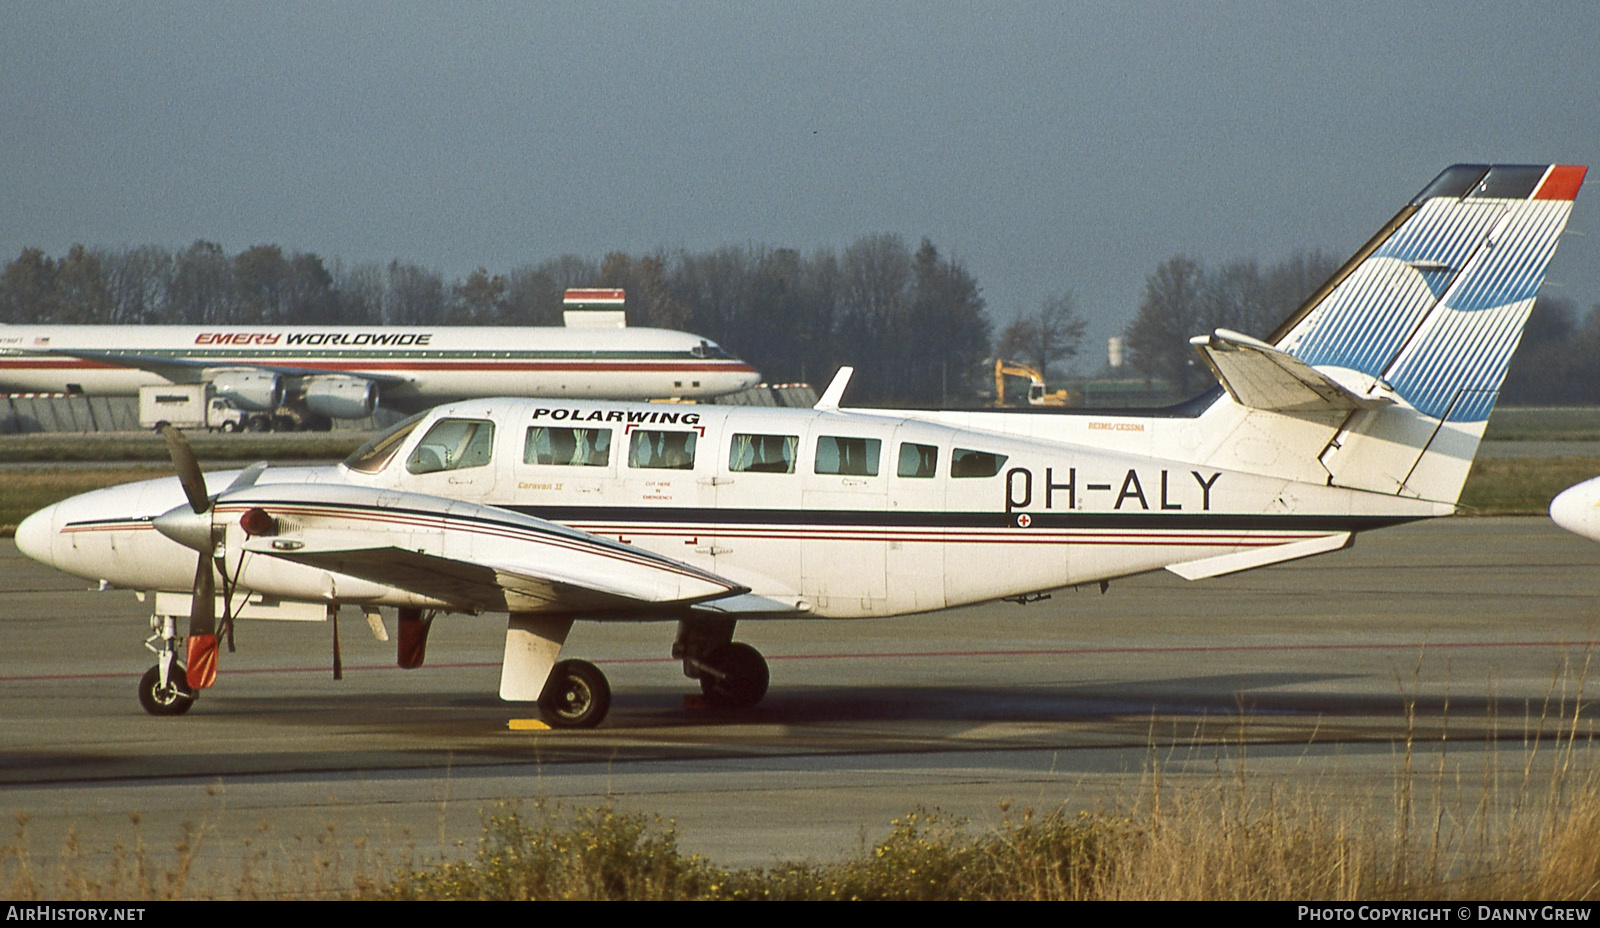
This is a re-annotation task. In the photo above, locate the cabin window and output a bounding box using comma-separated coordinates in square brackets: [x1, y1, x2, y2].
[406, 418, 496, 474]
[344, 412, 425, 474]
[729, 433, 798, 474]
[951, 447, 1008, 478]
[524, 426, 611, 467]
[628, 429, 698, 470]
[815, 436, 881, 477]
[897, 442, 938, 478]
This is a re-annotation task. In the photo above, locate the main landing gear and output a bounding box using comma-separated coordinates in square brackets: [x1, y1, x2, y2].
[696, 642, 770, 710]
[675, 619, 770, 711]
[530, 620, 772, 729]
[538, 659, 611, 728]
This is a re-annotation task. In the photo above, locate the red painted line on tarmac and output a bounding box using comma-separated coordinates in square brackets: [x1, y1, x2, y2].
[7, 639, 1598, 684]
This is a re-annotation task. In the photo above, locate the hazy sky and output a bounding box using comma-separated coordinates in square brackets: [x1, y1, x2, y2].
[4, 2, 1597, 363]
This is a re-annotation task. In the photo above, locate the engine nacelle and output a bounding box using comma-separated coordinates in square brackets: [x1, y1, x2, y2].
[206, 369, 283, 412]
[302, 376, 378, 419]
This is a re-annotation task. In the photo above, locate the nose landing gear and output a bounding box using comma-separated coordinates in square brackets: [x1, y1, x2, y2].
[139, 614, 195, 716]
[138, 663, 195, 716]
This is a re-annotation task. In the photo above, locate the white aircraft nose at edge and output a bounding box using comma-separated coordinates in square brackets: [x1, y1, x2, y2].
[16, 163, 1590, 728]
[1551, 475, 1600, 542]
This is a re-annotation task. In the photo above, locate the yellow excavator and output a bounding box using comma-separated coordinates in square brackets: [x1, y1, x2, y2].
[993, 359, 1072, 406]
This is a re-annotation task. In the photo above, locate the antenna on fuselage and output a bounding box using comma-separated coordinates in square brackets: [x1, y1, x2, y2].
[814, 367, 853, 411]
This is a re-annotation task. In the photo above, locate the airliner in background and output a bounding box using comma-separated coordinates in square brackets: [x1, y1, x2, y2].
[0, 289, 761, 428]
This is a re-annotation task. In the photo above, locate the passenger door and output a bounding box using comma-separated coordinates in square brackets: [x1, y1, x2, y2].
[800, 427, 890, 614]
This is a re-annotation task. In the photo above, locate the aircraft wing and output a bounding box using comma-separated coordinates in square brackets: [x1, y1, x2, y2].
[1190, 329, 1391, 414]
[34, 348, 409, 384]
[225, 484, 750, 616]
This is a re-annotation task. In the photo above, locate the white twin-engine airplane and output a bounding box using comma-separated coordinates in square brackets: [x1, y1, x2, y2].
[16, 163, 1588, 728]
[0, 290, 761, 423]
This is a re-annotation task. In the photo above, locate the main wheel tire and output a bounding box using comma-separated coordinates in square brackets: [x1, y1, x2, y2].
[699, 642, 769, 710]
[138, 664, 195, 716]
[538, 659, 611, 729]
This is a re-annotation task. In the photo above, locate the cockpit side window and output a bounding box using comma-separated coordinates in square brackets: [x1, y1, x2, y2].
[406, 418, 496, 474]
[525, 426, 611, 467]
[344, 412, 426, 474]
[628, 429, 698, 470]
[951, 448, 1008, 478]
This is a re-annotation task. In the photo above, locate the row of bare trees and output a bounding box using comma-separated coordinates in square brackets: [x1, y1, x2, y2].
[1122, 251, 1341, 396]
[1119, 250, 1597, 404]
[9, 238, 1587, 406]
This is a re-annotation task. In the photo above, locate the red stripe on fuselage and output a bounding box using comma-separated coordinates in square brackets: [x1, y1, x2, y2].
[0, 358, 756, 374]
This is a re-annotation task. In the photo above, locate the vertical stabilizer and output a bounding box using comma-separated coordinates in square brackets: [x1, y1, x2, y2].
[1263, 164, 1585, 503]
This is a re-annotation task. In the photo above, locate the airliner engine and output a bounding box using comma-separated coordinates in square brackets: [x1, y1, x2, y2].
[303, 375, 378, 419]
[206, 369, 283, 412]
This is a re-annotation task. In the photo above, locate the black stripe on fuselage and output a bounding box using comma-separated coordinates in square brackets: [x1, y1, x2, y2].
[65, 505, 1425, 538]
[503, 506, 1424, 533]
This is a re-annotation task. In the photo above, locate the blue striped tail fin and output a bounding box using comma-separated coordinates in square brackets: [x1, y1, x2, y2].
[1262, 164, 1586, 502]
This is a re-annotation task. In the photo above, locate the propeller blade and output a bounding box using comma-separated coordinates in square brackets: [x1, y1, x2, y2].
[156, 421, 209, 514]
[185, 551, 219, 690]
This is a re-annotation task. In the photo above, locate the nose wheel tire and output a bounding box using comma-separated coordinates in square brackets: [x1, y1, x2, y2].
[138, 664, 196, 716]
[538, 659, 611, 729]
[699, 642, 769, 710]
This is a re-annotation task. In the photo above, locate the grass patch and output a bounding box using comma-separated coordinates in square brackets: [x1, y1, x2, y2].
[1456, 456, 1600, 515]
[1485, 407, 1600, 442]
[16, 777, 1599, 901]
[0, 466, 172, 529]
[0, 432, 366, 464]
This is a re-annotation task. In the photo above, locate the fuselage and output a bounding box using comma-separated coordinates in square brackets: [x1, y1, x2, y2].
[18, 396, 1445, 621]
[0, 324, 761, 405]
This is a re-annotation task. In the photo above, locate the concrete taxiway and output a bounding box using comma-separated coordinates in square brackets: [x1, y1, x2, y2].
[3, 517, 1600, 893]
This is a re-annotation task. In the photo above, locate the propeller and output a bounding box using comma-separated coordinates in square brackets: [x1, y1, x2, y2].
[151, 422, 270, 690]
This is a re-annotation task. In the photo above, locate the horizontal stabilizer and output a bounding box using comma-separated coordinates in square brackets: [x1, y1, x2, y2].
[1191, 329, 1391, 414]
[1166, 531, 1352, 580]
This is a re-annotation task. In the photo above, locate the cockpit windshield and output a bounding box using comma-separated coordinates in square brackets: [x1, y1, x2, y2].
[689, 339, 730, 360]
[342, 412, 426, 474]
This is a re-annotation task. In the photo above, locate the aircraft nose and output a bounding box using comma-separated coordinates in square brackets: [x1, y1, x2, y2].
[15, 503, 58, 565]
[1550, 478, 1600, 541]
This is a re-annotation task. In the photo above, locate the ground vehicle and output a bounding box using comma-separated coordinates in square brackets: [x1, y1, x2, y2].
[137, 384, 245, 432]
[993, 359, 1071, 406]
